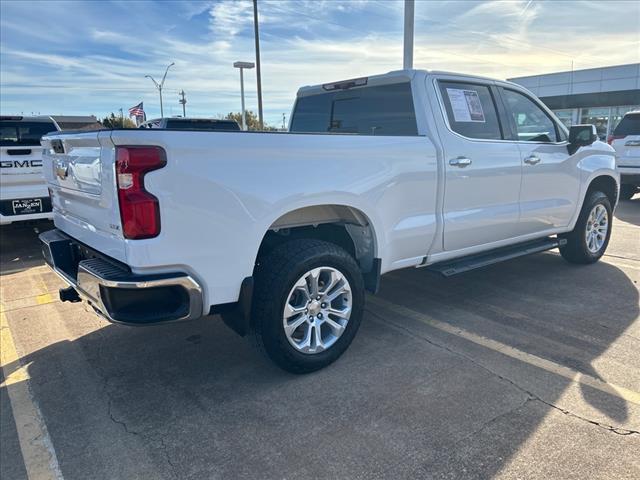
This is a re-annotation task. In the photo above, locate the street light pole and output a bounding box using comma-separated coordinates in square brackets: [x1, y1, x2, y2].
[240, 68, 246, 129]
[253, 0, 264, 130]
[403, 0, 415, 70]
[145, 62, 175, 118]
[179, 90, 187, 117]
[233, 61, 255, 131]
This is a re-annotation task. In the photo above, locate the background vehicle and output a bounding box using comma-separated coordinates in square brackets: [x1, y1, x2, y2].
[608, 110, 640, 200]
[138, 117, 240, 131]
[0, 115, 100, 224]
[39, 70, 618, 373]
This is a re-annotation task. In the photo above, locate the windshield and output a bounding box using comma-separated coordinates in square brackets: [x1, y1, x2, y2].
[0, 121, 57, 146]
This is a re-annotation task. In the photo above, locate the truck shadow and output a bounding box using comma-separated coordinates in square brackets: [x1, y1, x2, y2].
[2, 229, 638, 478]
[0, 221, 53, 275]
[615, 195, 640, 226]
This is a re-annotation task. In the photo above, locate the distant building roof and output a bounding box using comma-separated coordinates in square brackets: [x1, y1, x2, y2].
[509, 64, 639, 97]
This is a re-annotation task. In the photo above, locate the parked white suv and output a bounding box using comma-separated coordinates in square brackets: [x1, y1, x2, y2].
[609, 110, 639, 200]
[1, 115, 101, 224]
[39, 70, 618, 373]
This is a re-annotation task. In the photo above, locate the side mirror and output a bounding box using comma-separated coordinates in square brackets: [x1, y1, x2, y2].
[568, 124, 597, 154]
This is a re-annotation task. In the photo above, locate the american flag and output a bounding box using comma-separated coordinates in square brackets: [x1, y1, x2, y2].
[128, 102, 145, 118]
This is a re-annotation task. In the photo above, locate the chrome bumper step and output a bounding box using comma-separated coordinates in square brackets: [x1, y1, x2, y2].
[40, 229, 203, 325]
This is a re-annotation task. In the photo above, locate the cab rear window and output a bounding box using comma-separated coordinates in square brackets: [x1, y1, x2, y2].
[164, 120, 240, 131]
[0, 121, 57, 146]
[613, 113, 640, 136]
[290, 82, 418, 136]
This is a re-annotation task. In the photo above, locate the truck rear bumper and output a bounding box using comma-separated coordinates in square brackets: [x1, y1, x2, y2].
[39, 229, 203, 325]
[1, 210, 53, 225]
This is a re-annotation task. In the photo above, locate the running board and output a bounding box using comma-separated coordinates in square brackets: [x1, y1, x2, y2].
[426, 237, 567, 277]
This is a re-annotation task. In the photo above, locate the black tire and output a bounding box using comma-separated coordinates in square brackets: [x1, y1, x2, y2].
[559, 191, 612, 264]
[619, 184, 637, 201]
[252, 239, 365, 374]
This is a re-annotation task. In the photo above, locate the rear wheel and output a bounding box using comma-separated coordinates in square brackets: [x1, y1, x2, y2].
[559, 191, 612, 264]
[252, 239, 364, 374]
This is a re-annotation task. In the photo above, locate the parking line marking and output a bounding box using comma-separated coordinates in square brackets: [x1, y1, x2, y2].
[368, 296, 640, 406]
[0, 311, 64, 480]
[36, 293, 54, 305]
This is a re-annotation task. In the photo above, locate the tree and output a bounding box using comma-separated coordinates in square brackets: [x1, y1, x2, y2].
[224, 111, 277, 131]
[101, 112, 137, 129]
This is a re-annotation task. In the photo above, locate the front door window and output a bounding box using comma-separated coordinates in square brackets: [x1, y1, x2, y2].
[502, 89, 559, 143]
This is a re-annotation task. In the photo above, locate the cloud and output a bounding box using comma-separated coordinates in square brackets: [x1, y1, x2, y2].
[208, 0, 254, 37]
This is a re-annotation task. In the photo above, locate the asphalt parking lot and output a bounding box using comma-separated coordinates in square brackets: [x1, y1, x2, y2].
[1, 197, 639, 480]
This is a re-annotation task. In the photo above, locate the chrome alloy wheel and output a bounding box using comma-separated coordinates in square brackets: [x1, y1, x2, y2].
[585, 204, 608, 254]
[282, 266, 352, 354]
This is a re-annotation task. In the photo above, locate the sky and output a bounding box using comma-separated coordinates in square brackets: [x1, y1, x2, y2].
[1, 0, 639, 126]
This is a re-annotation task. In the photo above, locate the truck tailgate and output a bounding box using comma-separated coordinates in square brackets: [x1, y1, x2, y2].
[41, 131, 127, 263]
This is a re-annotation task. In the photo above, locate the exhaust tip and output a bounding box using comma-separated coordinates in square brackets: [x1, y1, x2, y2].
[59, 286, 81, 303]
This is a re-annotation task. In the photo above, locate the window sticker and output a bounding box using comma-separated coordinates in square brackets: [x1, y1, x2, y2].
[446, 88, 486, 123]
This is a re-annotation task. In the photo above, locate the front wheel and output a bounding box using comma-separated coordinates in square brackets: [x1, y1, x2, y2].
[559, 191, 612, 264]
[252, 239, 365, 374]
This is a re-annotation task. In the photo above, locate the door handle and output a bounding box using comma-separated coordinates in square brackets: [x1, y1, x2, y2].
[449, 156, 472, 168]
[524, 155, 541, 165]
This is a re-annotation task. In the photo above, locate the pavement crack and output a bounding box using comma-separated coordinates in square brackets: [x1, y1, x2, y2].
[107, 398, 179, 477]
[107, 397, 141, 436]
[532, 398, 640, 436]
[366, 307, 640, 437]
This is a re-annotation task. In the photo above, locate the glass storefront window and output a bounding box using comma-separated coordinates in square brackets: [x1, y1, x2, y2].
[580, 107, 610, 140]
[553, 109, 577, 128]
[551, 106, 640, 140]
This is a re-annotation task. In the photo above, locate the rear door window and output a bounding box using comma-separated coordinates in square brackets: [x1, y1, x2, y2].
[613, 113, 640, 136]
[0, 121, 57, 146]
[438, 81, 503, 140]
[290, 82, 418, 136]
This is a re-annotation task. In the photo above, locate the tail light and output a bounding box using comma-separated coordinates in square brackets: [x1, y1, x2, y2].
[607, 135, 623, 145]
[115, 146, 166, 239]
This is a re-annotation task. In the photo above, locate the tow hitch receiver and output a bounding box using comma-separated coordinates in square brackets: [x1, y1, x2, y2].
[59, 286, 81, 303]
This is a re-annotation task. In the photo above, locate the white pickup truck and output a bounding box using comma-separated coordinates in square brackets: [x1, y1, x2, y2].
[1, 115, 101, 224]
[39, 69, 619, 373]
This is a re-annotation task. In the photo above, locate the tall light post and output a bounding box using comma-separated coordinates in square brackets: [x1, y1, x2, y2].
[145, 62, 174, 118]
[403, 0, 415, 70]
[233, 61, 255, 131]
[253, 0, 264, 130]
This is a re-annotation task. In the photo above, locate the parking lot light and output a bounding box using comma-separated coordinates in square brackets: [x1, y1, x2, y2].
[233, 61, 255, 131]
[145, 62, 175, 118]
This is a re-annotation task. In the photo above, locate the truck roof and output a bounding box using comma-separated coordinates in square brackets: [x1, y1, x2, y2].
[296, 69, 518, 97]
[1, 115, 56, 123]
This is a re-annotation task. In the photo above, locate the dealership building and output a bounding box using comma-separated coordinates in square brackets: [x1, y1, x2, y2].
[509, 63, 640, 140]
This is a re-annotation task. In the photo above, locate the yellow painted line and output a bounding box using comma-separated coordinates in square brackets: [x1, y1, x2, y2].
[37, 293, 54, 305]
[368, 295, 640, 406]
[0, 293, 57, 314]
[1, 311, 63, 480]
[0, 363, 30, 388]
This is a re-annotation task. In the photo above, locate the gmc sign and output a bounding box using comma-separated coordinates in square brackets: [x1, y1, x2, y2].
[0, 160, 43, 168]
